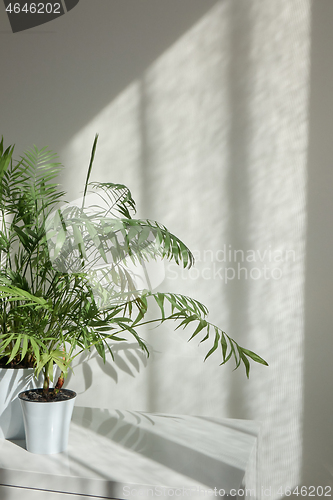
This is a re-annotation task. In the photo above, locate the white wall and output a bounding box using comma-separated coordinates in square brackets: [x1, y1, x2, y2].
[0, 0, 332, 496]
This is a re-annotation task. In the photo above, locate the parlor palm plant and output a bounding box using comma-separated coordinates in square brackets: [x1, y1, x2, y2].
[0, 136, 267, 401]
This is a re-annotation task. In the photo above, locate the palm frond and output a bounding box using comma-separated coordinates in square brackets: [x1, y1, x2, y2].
[88, 182, 137, 218]
[0, 136, 268, 394]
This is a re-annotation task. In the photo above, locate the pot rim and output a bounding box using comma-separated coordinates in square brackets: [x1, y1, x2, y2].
[18, 388, 77, 403]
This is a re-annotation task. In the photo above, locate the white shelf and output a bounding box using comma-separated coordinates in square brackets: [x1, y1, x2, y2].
[0, 407, 259, 499]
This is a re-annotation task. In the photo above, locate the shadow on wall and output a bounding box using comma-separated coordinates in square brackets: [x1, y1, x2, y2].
[301, 0, 333, 490]
[59, 1, 311, 498]
[0, 0, 218, 155]
[66, 343, 149, 390]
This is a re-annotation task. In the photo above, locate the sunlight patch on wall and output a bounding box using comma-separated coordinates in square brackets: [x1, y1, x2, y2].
[60, 81, 143, 207]
[60, 0, 233, 417]
[243, 1, 310, 495]
[60, 0, 310, 497]
[138, 0, 232, 417]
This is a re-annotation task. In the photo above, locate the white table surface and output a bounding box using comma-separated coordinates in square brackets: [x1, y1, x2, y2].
[0, 407, 259, 500]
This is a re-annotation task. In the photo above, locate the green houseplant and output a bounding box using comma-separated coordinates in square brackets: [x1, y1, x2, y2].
[0, 136, 267, 453]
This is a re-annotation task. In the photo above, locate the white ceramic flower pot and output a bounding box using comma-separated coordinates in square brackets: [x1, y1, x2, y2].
[0, 367, 38, 439]
[19, 389, 76, 454]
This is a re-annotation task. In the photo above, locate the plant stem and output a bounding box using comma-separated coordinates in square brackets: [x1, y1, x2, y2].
[43, 363, 50, 395]
[54, 372, 64, 394]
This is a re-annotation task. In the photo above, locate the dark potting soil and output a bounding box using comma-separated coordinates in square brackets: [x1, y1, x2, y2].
[19, 389, 76, 403]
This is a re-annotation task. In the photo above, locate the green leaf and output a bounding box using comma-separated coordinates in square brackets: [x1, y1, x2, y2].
[241, 348, 268, 366]
[21, 335, 29, 361]
[164, 230, 171, 255]
[12, 225, 31, 249]
[72, 223, 86, 259]
[0, 141, 14, 182]
[8, 336, 22, 363]
[82, 134, 99, 209]
[204, 328, 220, 361]
[199, 323, 210, 343]
[30, 338, 41, 364]
[240, 351, 251, 378]
[220, 333, 228, 361]
[0, 286, 49, 307]
[154, 293, 165, 319]
[179, 241, 189, 268]
[54, 358, 68, 375]
[54, 227, 67, 258]
[188, 320, 207, 341]
[95, 339, 106, 362]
